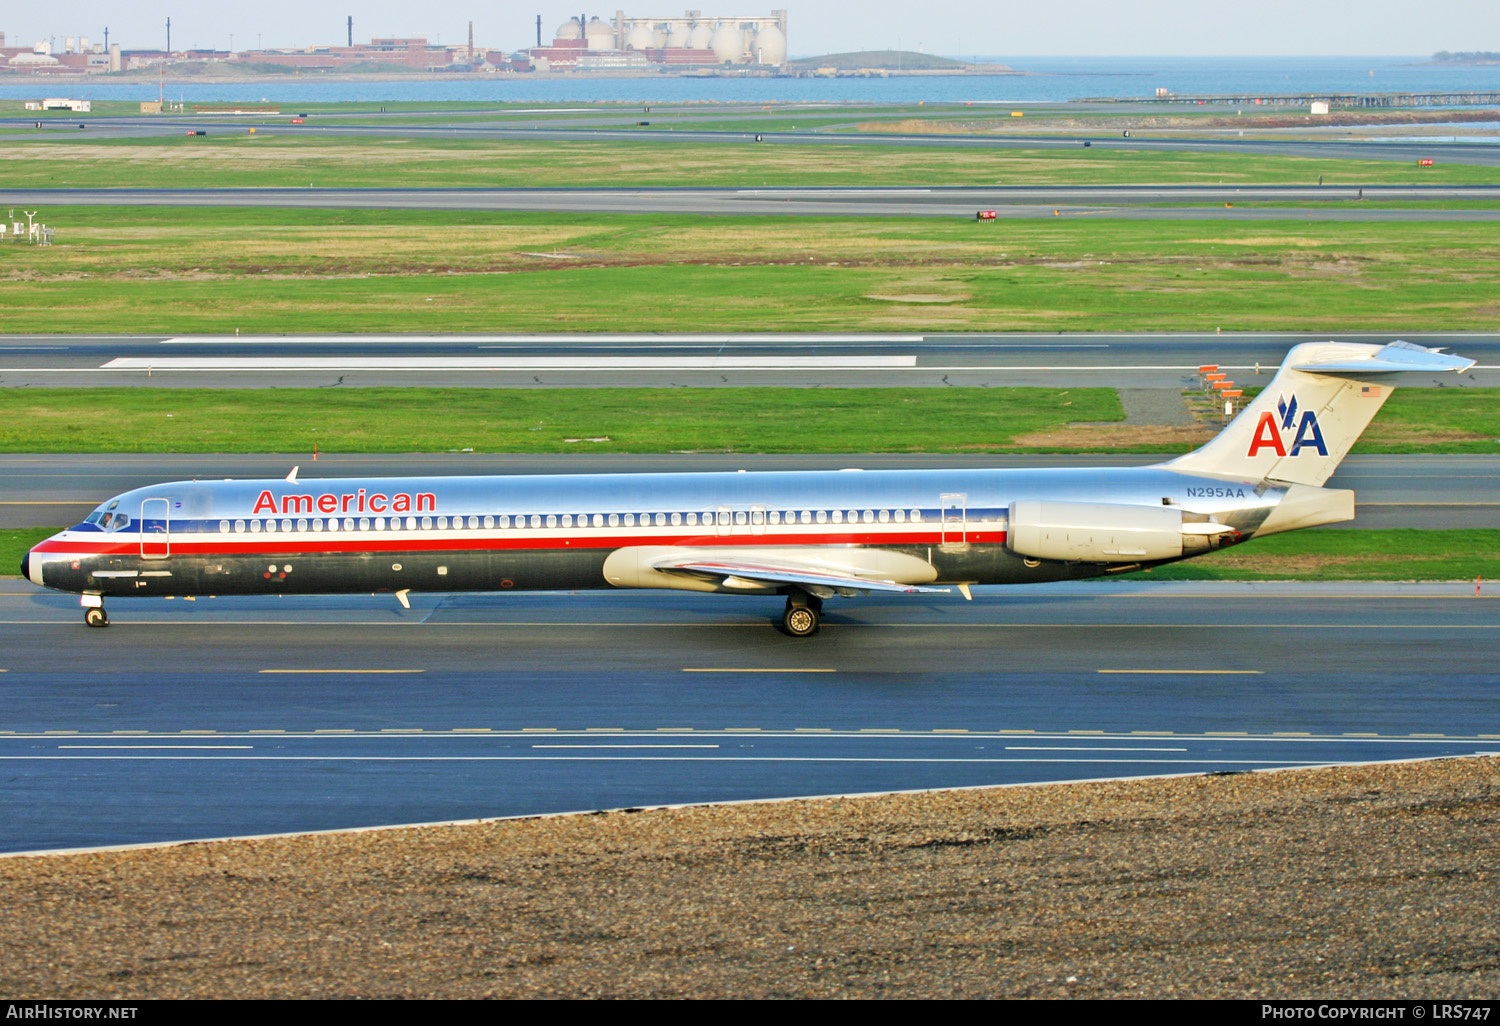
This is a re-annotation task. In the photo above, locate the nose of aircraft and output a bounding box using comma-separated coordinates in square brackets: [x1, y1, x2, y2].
[20, 553, 29, 581]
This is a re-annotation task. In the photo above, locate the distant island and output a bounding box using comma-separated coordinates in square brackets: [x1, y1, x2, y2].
[784, 50, 1015, 75]
[1432, 51, 1500, 63]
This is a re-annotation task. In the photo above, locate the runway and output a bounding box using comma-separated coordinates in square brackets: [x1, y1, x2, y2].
[2, 330, 1496, 387]
[6, 107, 1500, 167]
[5, 183, 1500, 220]
[1, 452, 1495, 531]
[1, 580, 1496, 854]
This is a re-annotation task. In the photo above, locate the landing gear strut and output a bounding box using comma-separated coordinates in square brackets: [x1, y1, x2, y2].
[780, 591, 822, 637]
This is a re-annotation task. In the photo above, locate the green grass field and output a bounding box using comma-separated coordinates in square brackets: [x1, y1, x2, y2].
[5, 208, 1500, 334]
[1146, 529, 1500, 581]
[3, 133, 1496, 188]
[1, 387, 1493, 454]
[0, 387, 1124, 454]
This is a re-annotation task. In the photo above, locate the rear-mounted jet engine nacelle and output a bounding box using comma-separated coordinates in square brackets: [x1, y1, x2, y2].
[1006, 500, 1233, 563]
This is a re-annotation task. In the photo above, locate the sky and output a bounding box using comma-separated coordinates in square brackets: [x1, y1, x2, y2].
[3, 1, 1496, 57]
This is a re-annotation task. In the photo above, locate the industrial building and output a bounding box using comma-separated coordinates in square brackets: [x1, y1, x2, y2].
[508, 10, 788, 71]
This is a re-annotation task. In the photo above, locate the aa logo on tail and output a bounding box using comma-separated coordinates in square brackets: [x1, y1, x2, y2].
[1247, 395, 1328, 457]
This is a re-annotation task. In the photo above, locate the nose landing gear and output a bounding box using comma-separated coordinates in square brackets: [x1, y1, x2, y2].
[81, 594, 108, 628]
[780, 590, 822, 637]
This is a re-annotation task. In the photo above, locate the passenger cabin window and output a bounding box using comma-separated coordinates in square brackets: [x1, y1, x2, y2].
[219, 520, 231, 533]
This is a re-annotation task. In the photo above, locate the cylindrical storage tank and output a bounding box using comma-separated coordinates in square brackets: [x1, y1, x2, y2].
[710, 23, 742, 62]
[555, 18, 583, 40]
[584, 17, 614, 50]
[687, 23, 714, 49]
[754, 24, 787, 65]
[625, 24, 655, 50]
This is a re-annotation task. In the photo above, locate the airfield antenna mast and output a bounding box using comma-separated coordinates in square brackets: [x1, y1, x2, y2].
[165, 17, 171, 54]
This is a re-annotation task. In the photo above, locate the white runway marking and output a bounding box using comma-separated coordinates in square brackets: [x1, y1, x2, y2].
[0, 755, 1335, 765]
[531, 744, 721, 749]
[102, 356, 917, 370]
[56, 745, 253, 750]
[159, 334, 924, 345]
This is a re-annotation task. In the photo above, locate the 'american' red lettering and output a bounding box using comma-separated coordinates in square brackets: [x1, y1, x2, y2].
[251, 490, 436, 515]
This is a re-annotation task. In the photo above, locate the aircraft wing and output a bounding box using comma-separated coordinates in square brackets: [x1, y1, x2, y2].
[651, 554, 952, 596]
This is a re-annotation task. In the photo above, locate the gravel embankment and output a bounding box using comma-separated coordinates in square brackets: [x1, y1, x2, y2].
[2, 757, 1497, 999]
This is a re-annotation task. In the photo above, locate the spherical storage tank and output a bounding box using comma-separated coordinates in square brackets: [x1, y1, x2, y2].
[687, 23, 714, 49]
[555, 18, 583, 40]
[625, 24, 656, 50]
[584, 18, 614, 50]
[710, 23, 742, 62]
[666, 23, 691, 48]
[753, 24, 786, 64]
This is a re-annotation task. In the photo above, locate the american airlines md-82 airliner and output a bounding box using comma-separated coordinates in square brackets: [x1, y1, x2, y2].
[21, 341, 1473, 636]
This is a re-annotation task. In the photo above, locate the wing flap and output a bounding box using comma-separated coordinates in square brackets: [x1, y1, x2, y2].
[656, 556, 951, 596]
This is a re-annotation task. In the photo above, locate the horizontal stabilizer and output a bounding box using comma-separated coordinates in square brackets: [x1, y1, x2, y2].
[1292, 340, 1475, 376]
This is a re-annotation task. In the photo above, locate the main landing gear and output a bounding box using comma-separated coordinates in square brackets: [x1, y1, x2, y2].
[82, 595, 108, 628]
[780, 590, 822, 637]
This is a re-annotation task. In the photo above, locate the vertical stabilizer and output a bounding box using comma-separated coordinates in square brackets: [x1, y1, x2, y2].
[1166, 341, 1473, 486]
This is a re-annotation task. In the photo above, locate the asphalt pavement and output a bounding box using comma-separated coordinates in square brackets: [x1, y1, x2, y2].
[2, 580, 1495, 853]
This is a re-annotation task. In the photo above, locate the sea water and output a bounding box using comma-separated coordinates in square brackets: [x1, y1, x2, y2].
[0, 55, 1498, 106]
